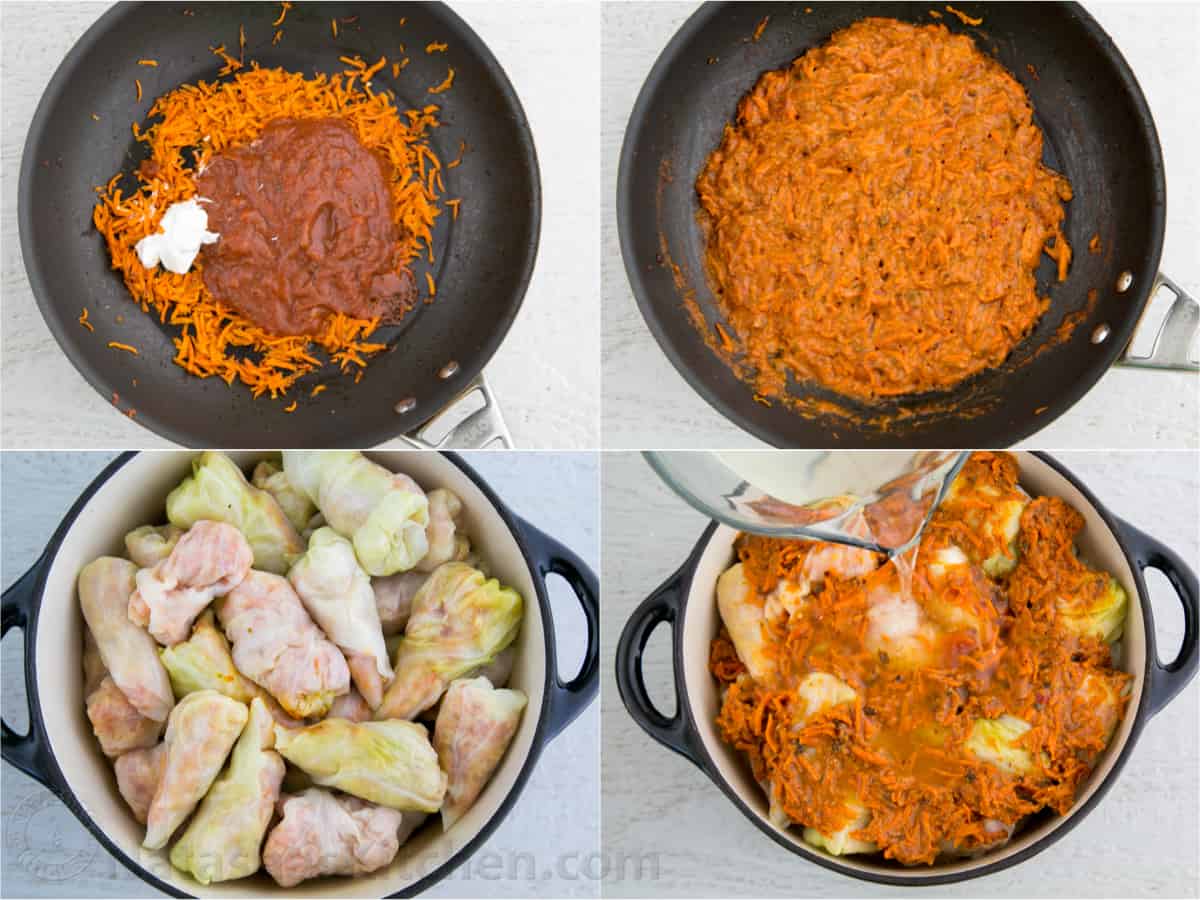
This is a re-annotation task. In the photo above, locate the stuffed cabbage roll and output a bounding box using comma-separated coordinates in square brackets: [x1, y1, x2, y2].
[219, 570, 350, 719]
[263, 789, 405, 887]
[281, 451, 429, 576]
[129, 520, 253, 646]
[376, 563, 523, 720]
[144, 690, 248, 849]
[78, 558, 173, 722]
[434, 677, 527, 829]
[273, 718, 447, 812]
[167, 451, 304, 575]
[253, 459, 317, 533]
[170, 698, 286, 884]
[288, 528, 393, 709]
[159, 611, 299, 727]
[469, 646, 516, 690]
[328, 689, 374, 723]
[115, 743, 167, 824]
[373, 571, 426, 636]
[415, 488, 469, 573]
[125, 524, 183, 568]
[86, 676, 163, 758]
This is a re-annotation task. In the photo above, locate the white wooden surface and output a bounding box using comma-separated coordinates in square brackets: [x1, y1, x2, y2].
[0, 451, 600, 898]
[0, 2, 600, 450]
[601, 451, 1200, 897]
[601, 2, 1200, 449]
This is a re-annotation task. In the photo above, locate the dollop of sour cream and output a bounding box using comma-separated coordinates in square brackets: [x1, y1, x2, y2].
[135, 198, 219, 274]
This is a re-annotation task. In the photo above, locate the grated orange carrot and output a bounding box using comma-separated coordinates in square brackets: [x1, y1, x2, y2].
[92, 61, 447, 398]
[272, 1, 291, 27]
[79, 308, 94, 331]
[284, 400, 297, 412]
[428, 68, 455, 94]
[135, 79, 142, 101]
[310, 383, 327, 397]
[138, 58, 158, 66]
[273, 29, 283, 45]
[425, 272, 436, 296]
[945, 4, 983, 24]
[210, 44, 242, 76]
[426, 41, 448, 53]
[392, 61, 401, 77]
[446, 198, 460, 220]
[752, 16, 769, 41]
[331, 18, 338, 37]
[108, 341, 139, 355]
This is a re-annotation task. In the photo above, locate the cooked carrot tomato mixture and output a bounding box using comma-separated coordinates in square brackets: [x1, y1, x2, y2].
[93, 56, 447, 397]
[711, 452, 1130, 865]
[696, 19, 1073, 402]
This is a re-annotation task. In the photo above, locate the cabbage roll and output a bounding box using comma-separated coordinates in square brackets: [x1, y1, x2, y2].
[433, 677, 527, 829]
[219, 570, 350, 719]
[281, 451, 429, 576]
[166, 451, 304, 575]
[170, 698, 285, 884]
[273, 718, 447, 812]
[78, 558, 173, 722]
[129, 520, 253, 646]
[373, 571, 426, 636]
[86, 676, 163, 758]
[715, 562, 776, 683]
[376, 563, 523, 720]
[160, 610, 299, 725]
[288, 528, 392, 708]
[115, 743, 167, 824]
[803, 798, 878, 856]
[415, 488, 470, 573]
[144, 690, 248, 849]
[263, 789, 405, 887]
[252, 459, 317, 533]
[125, 524, 183, 568]
[469, 646, 516, 689]
[966, 715, 1036, 776]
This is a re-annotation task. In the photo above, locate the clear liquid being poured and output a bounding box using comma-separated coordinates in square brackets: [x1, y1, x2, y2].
[645, 450, 969, 556]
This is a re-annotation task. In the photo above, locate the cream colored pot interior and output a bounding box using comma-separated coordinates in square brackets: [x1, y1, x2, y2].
[679, 451, 1146, 877]
[33, 450, 547, 898]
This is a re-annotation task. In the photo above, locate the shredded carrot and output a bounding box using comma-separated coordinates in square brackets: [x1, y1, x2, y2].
[428, 68, 455, 94]
[447, 139, 467, 169]
[239, 24, 246, 56]
[79, 308, 94, 331]
[426, 41, 448, 53]
[446, 198, 460, 220]
[272, 29, 283, 46]
[1088, 233, 1102, 254]
[425, 271, 436, 296]
[108, 341, 139, 356]
[283, 400, 297, 412]
[210, 44, 242, 76]
[752, 16, 769, 41]
[392, 61, 401, 78]
[92, 62, 446, 398]
[399, 17, 406, 26]
[272, 1, 291, 27]
[945, 4, 983, 25]
[137, 58, 158, 67]
[331, 18, 338, 37]
[310, 384, 327, 397]
[929, 9, 943, 18]
[135, 79, 143, 101]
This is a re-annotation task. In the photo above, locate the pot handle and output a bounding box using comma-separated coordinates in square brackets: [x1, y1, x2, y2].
[1117, 517, 1199, 717]
[1116, 272, 1199, 371]
[2, 553, 59, 791]
[516, 517, 599, 740]
[400, 372, 514, 448]
[615, 563, 703, 767]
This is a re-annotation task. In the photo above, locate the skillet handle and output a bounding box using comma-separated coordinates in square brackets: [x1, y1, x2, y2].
[1116, 272, 1199, 371]
[615, 562, 704, 767]
[1116, 517, 1199, 717]
[404, 372, 514, 448]
[516, 517, 598, 740]
[2, 554, 60, 791]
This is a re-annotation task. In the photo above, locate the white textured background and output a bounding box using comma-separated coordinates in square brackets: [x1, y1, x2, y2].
[1, 451, 600, 898]
[0, 2, 599, 449]
[601, 2, 1200, 449]
[601, 450, 1200, 897]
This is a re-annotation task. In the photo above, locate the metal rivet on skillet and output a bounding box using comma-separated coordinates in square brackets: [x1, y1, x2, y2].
[438, 361, 459, 379]
[1091, 323, 1111, 344]
[394, 397, 417, 415]
[1116, 271, 1133, 293]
